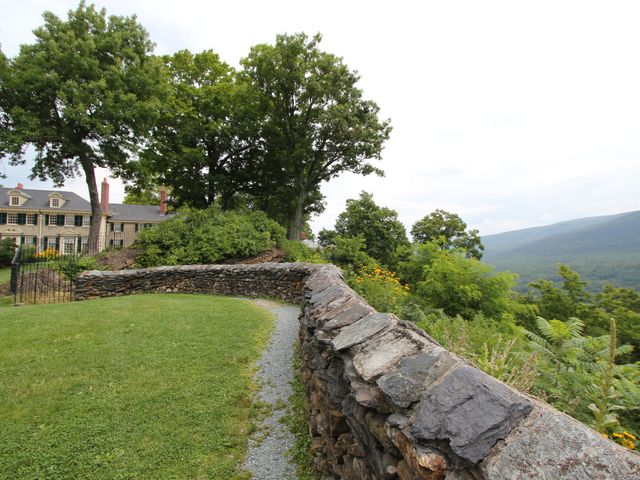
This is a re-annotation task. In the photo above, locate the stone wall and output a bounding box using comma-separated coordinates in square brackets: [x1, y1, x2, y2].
[76, 263, 640, 480]
[74, 263, 309, 304]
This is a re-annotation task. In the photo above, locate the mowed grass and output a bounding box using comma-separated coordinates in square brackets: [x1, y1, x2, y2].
[0, 267, 11, 285]
[0, 294, 274, 480]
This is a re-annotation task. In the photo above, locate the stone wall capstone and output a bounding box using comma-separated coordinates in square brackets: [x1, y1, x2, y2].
[75, 263, 640, 480]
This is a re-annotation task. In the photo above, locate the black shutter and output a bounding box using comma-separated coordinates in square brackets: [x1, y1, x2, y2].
[33, 214, 38, 224]
[17, 213, 26, 225]
[0, 213, 6, 224]
[43, 236, 48, 249]
[57, 215, 65, 226]
[20, 236, 25, 245]
[110, 223, 114, 232]
[135, 223, 139, 232]
[45, 214, 50, 225]
[55, 237, 60, 251]
[75, 215, 83, 227]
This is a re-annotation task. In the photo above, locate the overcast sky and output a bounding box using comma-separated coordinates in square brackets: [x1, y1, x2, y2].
[2, 0, 639, 236]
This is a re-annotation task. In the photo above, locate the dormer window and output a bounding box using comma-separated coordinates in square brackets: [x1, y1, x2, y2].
[10, 196, 20, 206]
[50, 198, 60, 208]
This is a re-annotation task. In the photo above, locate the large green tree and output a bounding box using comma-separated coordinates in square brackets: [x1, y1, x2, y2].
[332, 191, 409, 268]
[136, 50, 259, 210]
[411, 209, 484, 259]
[241, 33, 391, 240]
[0, 2, 163, 253]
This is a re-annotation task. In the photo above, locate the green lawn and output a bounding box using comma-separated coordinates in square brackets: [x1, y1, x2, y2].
[0, 294, 274, 480]
[0, 266, 11, 285]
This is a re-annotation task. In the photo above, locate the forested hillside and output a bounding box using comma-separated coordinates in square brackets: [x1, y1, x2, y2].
[483, 211, 640, 291]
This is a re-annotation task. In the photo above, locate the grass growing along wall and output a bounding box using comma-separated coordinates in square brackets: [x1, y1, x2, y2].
[0, 294, 273, 480]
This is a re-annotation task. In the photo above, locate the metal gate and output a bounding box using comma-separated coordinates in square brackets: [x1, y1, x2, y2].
[10, 247, 79, 304]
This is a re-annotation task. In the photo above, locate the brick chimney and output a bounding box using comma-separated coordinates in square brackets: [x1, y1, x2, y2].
[16, 183, 24, 190]
[159, 186, 167, 215]
[101, 178, 110, 213]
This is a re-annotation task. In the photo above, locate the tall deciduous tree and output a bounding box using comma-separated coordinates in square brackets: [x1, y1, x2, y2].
[241, 33, 391, 240]
[411, 209, 484, 259]
[137, 50, 259, 210]
[0, 2, 163, 253]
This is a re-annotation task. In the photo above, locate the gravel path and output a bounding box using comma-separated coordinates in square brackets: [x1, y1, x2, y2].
[242, 300, 300, 480]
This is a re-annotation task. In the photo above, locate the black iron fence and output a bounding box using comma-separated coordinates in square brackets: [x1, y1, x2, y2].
[10, 247, 82, 305]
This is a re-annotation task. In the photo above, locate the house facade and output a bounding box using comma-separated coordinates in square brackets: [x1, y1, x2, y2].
[0, 179, 169, 254]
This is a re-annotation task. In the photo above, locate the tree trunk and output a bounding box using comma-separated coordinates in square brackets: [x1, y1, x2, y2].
[288, 171, 306, 241]
[81, 159, 102, 255]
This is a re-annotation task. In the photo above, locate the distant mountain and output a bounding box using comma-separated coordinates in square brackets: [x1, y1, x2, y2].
[482, 211, 640, 292]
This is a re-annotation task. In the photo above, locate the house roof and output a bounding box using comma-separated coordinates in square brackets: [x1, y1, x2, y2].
[0, 187, 169, 223]
[107, 204, 170, 222]
[0, 187, 91, 212]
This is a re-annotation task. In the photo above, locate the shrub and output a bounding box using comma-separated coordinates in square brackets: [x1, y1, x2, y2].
[350, 266, 410, 317]
[54, 256, 98, 281]
[135, 207, 286, 267]
[281, 240, 326, 264]
[0, 238, 17, 266]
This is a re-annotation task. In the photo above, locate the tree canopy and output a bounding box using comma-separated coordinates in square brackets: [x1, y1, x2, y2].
[331, 191, 409, 268]
[136, 49, 260, 211]
[411, 209, 484, 259]
[241, 33, 391, 239]
[0, 2, 164, 253]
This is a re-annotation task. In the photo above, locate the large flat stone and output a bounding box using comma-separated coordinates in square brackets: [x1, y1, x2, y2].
[411, 366, 532, 464]
[331, 313, 392, 351]
[480, 403, 640, 479]
[323, 302, 375, 331]
[310, 283, 345, 305]
[376, 344, 459, 408]
[353, 334, 419, 381]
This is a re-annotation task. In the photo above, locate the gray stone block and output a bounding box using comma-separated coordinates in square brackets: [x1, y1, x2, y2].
[353, 333, 419, 381]
[331, 313, 392, 351]
[323, 302, 375, 331]
[412, 366, 532, 464]
[480, 403, 640, 479]
[376, 344, 459, 408]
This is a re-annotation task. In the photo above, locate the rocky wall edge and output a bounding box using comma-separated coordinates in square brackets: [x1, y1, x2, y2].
[300, 266, 640, 480]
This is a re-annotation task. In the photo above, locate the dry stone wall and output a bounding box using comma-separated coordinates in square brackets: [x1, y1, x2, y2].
[75, 263, 640, 480]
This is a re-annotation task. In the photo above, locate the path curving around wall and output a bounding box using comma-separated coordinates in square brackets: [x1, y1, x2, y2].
[76, 263, 640, 480]
[242, 300, 300, 480]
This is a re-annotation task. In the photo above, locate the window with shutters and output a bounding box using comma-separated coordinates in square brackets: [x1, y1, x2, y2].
[83, 216, 91, 227]
[49, 215, 57, 226]
[7, 213, 18, 225]
[26, 214, 36, 225]
[65, 215, 74, 227]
